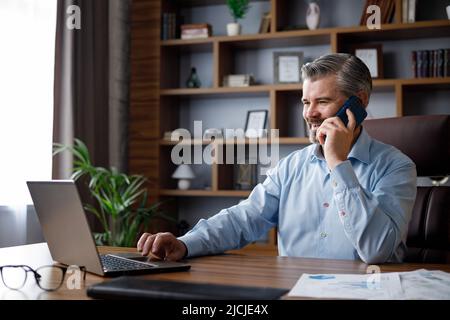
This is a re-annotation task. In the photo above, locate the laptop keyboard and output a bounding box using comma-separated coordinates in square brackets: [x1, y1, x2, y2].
[100, 254, 154, 272]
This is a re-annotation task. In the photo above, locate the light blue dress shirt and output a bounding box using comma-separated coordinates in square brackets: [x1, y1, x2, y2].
[178, 128, 417, 264]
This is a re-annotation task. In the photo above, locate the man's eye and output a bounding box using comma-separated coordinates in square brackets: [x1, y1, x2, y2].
[319, 100, 328, 104]
[303, 101, 310, 105]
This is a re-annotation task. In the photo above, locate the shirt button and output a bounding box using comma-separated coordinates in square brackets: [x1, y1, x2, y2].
[323, 202, 329, 208]
[332, 180, 338, 187]
[340, 211, 346, 217]
[320, 232, 328, 238]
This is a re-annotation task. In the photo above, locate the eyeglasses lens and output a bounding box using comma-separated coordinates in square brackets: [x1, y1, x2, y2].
[1, 266, 27, 290]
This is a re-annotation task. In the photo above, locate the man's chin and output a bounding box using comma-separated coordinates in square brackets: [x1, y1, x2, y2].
[308, 129, 320, 144]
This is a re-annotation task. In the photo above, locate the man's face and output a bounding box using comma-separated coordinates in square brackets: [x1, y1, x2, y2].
[301, 75, 348, 144]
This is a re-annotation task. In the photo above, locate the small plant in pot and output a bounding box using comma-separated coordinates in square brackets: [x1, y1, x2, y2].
[226, 0, 250, 36]
[53, 139, 173, 247]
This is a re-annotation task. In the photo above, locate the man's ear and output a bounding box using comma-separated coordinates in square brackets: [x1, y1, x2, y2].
[357, 90, 369, 107]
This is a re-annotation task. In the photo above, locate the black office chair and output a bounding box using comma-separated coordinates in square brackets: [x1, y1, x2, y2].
[364, 115, 450, 264]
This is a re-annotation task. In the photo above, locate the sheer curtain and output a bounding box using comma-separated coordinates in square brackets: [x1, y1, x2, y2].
[0, 0, 56, 246]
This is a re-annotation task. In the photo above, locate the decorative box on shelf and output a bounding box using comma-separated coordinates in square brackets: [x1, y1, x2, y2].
[180, 23, 212, 39]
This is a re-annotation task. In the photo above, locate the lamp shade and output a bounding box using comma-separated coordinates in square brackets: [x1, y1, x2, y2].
[172, 164, 195, 179]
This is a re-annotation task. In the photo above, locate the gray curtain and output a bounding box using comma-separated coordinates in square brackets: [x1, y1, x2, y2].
[109, 0, 131, 173]
[53, 0, 131, 229]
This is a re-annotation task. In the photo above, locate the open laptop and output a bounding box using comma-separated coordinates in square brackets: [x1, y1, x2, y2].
[27, 180, 190, 277]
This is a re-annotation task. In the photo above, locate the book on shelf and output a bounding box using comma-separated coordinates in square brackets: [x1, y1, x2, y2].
[258, 12, 271, 34]
[360, 0, 395, 26]
[423, 50, 429, 77]
[432, 50, 437, 77]
[411, 49, 450, 78]
[402, 0, 408, 23]
[223, 74, 255, 87]
[438, 49, 445, 77]
[181, 31, 209, 39]
[445, 49, 450, 77]
[385, 0, 395, 24]
[407, 0, 416, 23]
[181, 23, 211, 30]
[181, 23, 212, 39]
[161, 12, 178, 40]
[411, 51, 417, 77]
[359, 0, 372, 26]
[401, 0, 416, 23]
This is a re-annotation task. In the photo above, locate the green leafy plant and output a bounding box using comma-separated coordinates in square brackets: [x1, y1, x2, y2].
[53, 139, 172, 247]
[227, 0, 250, 22]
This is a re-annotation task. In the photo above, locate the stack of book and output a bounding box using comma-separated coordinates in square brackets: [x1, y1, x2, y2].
[223, 74, 255, 87]
[360, 0, 395, 25]
[180, 24, 212, 40]
[411, 49, 450, 78]
[161, 13, 177, 40]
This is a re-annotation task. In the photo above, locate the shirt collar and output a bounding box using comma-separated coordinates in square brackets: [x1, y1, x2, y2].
[311, 144, 325, 162]
[309, 127, 371, 164]
[348, 127, 371, 164]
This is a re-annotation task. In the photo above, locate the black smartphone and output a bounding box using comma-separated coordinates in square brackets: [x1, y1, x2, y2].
[335, 95, 367, 127]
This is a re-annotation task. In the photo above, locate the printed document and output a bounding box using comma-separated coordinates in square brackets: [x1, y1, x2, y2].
[288, 269, 450, 300]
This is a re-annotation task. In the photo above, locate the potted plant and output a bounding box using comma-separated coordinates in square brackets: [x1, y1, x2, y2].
[53, 139, 172, 247]
[226, 0, 250, 36]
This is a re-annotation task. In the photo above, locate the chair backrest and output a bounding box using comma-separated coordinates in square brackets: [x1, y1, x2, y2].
[364, 115, 450, 263]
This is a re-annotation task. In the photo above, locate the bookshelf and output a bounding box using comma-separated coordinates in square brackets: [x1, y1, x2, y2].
[130, 0, 450, 249]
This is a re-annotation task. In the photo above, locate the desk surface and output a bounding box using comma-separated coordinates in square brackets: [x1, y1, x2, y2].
[1, 243, 449, 300]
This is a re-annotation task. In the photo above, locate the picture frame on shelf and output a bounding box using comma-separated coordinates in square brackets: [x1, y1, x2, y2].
[273, 51, 303, 84]
[244, 110, 268, 138]
[353, 44, 384, 79]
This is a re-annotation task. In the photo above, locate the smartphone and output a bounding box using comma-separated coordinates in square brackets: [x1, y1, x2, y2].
[335, 95, 367, 127]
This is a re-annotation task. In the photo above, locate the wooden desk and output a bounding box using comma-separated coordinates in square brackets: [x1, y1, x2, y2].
[1, 242, 449, 300]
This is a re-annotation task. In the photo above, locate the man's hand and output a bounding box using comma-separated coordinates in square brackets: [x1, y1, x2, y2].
[137, 232, 187, 261]
[316, 109, 357, 170]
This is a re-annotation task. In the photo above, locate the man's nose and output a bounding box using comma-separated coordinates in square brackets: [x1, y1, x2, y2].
[305, 102, 320, 118]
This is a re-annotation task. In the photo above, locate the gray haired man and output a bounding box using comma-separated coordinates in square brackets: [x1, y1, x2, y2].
[138, 53, 417, 264]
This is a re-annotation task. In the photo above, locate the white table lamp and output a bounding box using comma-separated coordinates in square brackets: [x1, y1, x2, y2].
[172, 164, 195, 190]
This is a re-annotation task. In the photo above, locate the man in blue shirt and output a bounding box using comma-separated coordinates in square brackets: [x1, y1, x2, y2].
[137, 53, 417, 264]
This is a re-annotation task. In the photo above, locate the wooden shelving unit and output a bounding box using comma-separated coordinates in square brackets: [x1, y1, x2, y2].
[158, 13, 450, 194]
[130, 0, 450, 246]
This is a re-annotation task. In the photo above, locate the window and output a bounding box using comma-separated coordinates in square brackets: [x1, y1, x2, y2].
[0, 0, 57, 205]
